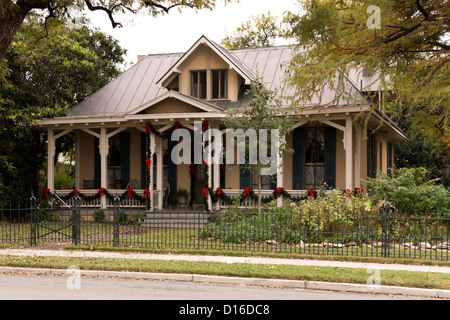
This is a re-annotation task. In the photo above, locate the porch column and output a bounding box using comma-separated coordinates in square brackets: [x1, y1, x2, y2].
[345, 116, 353, 191]
[99, 127, 108, 208]
[354, 124, 362, 188]
[157, 136, 163, 210]
[213, 126, 221, 211]
[277, 135, 285, 208]
[207, 128, 213, 211]
[47, 128, 55, 192]
[149, 132, 155, 211]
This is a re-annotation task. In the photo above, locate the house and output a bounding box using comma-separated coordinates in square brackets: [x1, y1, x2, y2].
[37, 35, 407, 210]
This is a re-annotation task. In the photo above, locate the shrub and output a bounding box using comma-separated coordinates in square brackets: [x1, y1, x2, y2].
[93, 210, 105, 223]
[364, 167, 450, 217]
[118, 211, 128, 224]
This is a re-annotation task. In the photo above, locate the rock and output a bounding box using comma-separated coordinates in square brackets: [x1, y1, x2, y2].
[371, 241, 383, 248]
[345, 242, 358, 247]
[433, 243, 449, 250]
[265, 240, 277, 245]
[419, 242, 431, 249]
[402, 242, 414, 248]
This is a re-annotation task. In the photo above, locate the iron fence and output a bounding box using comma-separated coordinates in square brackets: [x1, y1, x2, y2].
[0, 197, 448, 261]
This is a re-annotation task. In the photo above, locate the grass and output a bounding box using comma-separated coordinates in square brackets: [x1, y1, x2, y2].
[0, 254, 448, 290]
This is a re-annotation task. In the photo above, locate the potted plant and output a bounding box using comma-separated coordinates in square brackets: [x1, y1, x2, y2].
[173, 188, 190, 205]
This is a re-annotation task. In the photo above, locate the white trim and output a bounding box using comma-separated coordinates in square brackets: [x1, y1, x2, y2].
[156, 36, 255, 87]
[126, 90, 224, 115]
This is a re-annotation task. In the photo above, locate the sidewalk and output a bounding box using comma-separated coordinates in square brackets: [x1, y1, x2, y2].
[0, 248, 449, 299]
[0, 248, 449, 273]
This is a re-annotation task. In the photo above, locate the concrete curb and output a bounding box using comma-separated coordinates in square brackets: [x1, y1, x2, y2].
[0, 266, 448, 299]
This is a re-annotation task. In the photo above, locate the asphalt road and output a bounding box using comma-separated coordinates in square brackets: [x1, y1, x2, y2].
[0, 273, 429, 301]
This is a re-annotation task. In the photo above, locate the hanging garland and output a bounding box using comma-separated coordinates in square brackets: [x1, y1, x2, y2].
[145, 122, 152, 210]
[44, 187, 148, 203]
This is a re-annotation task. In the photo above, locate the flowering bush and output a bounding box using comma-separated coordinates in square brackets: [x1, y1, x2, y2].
[364, 167, 450, 217]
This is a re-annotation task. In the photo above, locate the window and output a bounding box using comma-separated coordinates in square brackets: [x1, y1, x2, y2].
[108, 135, 121, 188]
[304, 127, 325, 190]
[250, 173, 272, 190]
[191, 70, 206, 99]
[190, 69, 228, 100]
[212, 70, 228, 99]
[367, 133, 377, 178]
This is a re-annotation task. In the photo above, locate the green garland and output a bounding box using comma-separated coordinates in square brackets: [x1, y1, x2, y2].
[207, 187, 309, 208]
[145, 124, 151, 210]
[46, 188, 148, 204]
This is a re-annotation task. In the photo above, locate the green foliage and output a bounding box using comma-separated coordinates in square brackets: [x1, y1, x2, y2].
[364, 167, 450, 217]
[221, 12, 282, 49]
[173, 188, 190, 203]
[200, 189, 377, 245]
[283, 0, 449, 150]
[224, 77, 295, 212]
[0, 17, 125, 204]
[93, 210, 105, 223]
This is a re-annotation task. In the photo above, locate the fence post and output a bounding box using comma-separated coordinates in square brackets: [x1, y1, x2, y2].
[113, 195, 120, 247]
[381, 197, 391, 258]
[72, 196, 81, 245]
[30, 195, 37, 246]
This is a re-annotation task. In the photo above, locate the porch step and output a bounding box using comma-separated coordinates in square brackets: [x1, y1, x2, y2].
[141, 211, 210, 228]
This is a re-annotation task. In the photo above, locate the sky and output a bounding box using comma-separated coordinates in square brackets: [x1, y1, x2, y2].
[85, 0, 301, 67]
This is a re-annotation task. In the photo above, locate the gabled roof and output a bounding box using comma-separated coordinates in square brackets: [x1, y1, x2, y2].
[156, 35, 257, 87]
[127, 90, 225, 115]
[66, 36, 371, 118]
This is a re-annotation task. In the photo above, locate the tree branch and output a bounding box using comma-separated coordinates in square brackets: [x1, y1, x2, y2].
[416, 0, 429, 20]
[84, 0, 123, 28]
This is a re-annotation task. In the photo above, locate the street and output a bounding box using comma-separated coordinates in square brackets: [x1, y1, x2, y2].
[0, 273, 431, 301]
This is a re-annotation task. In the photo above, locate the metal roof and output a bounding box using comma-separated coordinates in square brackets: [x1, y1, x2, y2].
[68, 36, 370, 118]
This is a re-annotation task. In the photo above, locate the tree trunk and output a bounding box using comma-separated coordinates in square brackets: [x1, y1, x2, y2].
[0, 5, 29, 61]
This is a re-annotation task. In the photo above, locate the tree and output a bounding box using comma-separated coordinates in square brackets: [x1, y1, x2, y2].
[0, 0, 235, 61]
[221, 11, 281, 49]
[224, 77, 294, 213]
[0, 17, 126, 204]
[282, 0, 449, 150]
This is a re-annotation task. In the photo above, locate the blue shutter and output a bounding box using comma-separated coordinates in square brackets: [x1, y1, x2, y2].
[239, 166, 250, 189]
[270, 174, 277, 190]
[94, 137, 100, 189]
[168, 138, 177, 203]
[324, 127, 336, 188]
[292, 127, 305, 190]
[120, 132, 130, 189]
[140, 132, 146, 188]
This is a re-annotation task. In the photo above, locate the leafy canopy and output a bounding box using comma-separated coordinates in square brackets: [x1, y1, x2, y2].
[283, 0, 449, 149]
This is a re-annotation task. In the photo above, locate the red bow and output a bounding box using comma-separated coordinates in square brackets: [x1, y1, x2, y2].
[345, 189, 352, 197]
[45, 188, 50, 197]
[99, 188, 105, 196]
[203, 188, 209, 198]
[216, 187, 222, 195]
[73, 189, 78, 198]
[243, 187, 250, 197]
[174, 121, 181, 130]
[146, 158, 151, 170]
[144, 188, 150, 199]
[202, 158, 208, 165]
[145, 122, 151, 133]
[202, 120, 209, 132]
[189, 164, 195, 174]
[309, 189, 315, 198]
[127, 188, 133, 197]
[276, 187, 282, 198]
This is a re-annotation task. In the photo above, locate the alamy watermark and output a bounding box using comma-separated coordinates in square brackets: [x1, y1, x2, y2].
[367, 5, 381, 30]
[66, 265, 81, 290]
[171, 121, 279, 176]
